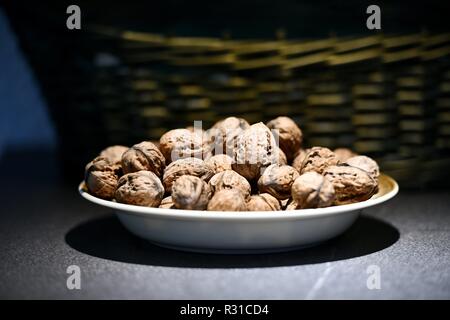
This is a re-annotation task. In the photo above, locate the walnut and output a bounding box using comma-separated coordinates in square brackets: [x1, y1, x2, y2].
[285, 199, 300, 210]
[99, 145, 128, 165]
[323, 165, 377, 205]
[85, 156, 120, 200]
[205, 154, 234, 174]
[159, 196, 175, 209]
[334, 148, 357, 162]
[171, 175, 212, 210]
[162, 157, 214, 192]
[267, 116, 303, 162]
[345, 155, 379, 180]
[292, 148, 310, 173]
[291, 172, 335, 209]
[208, 170, 251, 199]
[208, 117, 250, 156]
[232, 122, 279, 180]
[115, 171, 164, 207]
[300, 147, 339, 175]
[258, 164, 299, 200]
[159, 128, 209, 163]
[278, 147, 288, 165]
[121, 141, 165, 177]
[246, 193, 281, 211]
[207, 189, 247, 211]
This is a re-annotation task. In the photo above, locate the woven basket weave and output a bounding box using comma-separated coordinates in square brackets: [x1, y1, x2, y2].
[7, 9, 450, 186]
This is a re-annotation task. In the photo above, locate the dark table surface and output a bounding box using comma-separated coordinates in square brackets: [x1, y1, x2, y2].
[0, 151, 449, 299]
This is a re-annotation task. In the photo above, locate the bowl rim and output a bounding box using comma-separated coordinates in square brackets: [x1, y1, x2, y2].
[79, 173, 398, 221]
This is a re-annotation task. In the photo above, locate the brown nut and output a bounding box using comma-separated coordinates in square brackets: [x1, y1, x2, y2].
[278, 147, 288, 165]
[85, 156, 120, 200]
[285, 199, 300, 210]
[267, 116, 303, 162]
[232, 122, 279, 180]
[159, 128, 209, 163]
[159, 196, 175, 209]
[258, 164, 299, 200]
[208, 170, 251, 199]
[246, 193, 281, 211]
[205, 154, 234, 174]
[334, 148, 357, 162]
[171, 175, 212, 210]
[121, 141, 166, 177]
[162, 157, 214, 192]
[99, 145, 128, 165]
[345, 155, 379, 180]
[291, 172, 335, 209]
[292, 148, 310, 173]
[115, 171, 164, 207]
[208, 117, 250, 156]
[207, 189, 247, 211]
[323, 165, 377, 205]
[300, 147, 339, 175]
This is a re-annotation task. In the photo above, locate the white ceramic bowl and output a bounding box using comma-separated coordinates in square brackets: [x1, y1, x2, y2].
[79, 174, 398, 254]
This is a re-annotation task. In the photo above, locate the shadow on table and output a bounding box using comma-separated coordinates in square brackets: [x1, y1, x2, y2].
[65, 214, 399, 268]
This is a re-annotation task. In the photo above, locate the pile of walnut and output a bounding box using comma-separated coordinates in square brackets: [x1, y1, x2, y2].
[84, 116, 380, 211]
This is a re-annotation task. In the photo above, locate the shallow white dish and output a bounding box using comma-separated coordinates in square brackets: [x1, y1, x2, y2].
[79, 174, 398, 254]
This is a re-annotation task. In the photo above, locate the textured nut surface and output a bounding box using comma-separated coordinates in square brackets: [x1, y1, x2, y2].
[323, 165, 377, 205]
[159, 196, 175, 209]
[346, 155, 380, 180]
[334, 148, 357, 162]
[267, 116, 302, 161]
[159, 128, 208, 163]
[85, 156, 120, 200]
[278, 148, 288, 165]
[291, 172, 335, 208]
[208, 170, 251, 199]
[171, 175, 212, 210]
[292, 148, 309, 173]
[99, 145, 128, 165]
[258, 164, 299, 200]
[300, 147, 339, 174]
[162, 157, 214, 192]
[232, 122, 279, 180]
[121, 141, 166, 176]
[246, 193, 281, 211]
[286, 199, 300, 210]
[208, 117, 250, 155]
[207, 189, 247, 211]
[205, 154, 234, 174]
[115, 171, 164, 207]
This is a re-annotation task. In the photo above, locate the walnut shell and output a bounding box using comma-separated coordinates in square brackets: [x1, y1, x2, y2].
[207, 189, 247, 211]
[267, 116, 303, 162]
[208, 117, 250, 156]
[159, 196, 175, 209]
[208, 170, 251, 199]
[300, 146, 339, 175]
[292, 148, 309, 173]
[205, 154, 234, 174]
[162, 157, 214, 192]
[345, 155, 379, 180]
[291, 172, 335, 209]
[159, 128, 209, 163]
[278, 147, 288, 165]
[285, 199, 300, 210]
[121, 141, 165, 177]
[171, 175, 212, 210]
[85, 156, 120, 200]
[246, 193, 281, 211]
[232, 122, 279, 180]
[99, 145, 128, 165]
[115, 171, 164, 207]
[334, 148, 357, 162]
[323, 165, 377, 205]
[257, 164, 299, 200]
